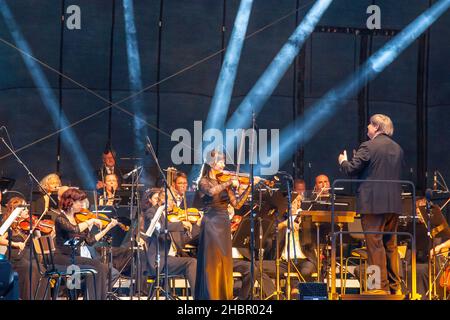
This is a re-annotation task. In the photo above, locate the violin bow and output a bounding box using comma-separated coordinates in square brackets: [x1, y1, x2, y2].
[235, 131, 246, 185]
[93, 190, 99, 219]
[18, 206, 50, 253]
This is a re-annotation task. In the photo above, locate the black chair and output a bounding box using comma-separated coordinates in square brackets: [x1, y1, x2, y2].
[33, 236, 98, 300]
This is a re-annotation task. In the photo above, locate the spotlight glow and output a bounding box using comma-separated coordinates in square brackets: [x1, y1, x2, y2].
[226, 0, 334, 130]
[190, 0, 254, 182]
[261, 0, 450, 171]
[0, 0, 96, 189]
[123, 0, 147, 165]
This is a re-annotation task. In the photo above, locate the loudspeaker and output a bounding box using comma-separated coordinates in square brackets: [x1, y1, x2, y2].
[298, 282, 328, 300]
[0, 260, 19, 300]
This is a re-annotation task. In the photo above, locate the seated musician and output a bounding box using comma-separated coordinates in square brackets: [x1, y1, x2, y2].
[272, 182, 317, 295]
[170, 171, 202, 245]
[412, 203, 450, 299]
[313, 174, 331, 197]
[99, 173, 120, 206]
[294, 179, 306, 197]
[0, 197, 46, 299]
[142, 187, 163, 211]
[53, 188, 117, 300]
[142, 190, 197, 298]
[95, 146, 124, 191]
[228, 207, 277, 299]
[33, 173, 62, 221]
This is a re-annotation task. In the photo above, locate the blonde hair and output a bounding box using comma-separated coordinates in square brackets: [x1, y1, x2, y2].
[40, 173, 61, 192]
[370, 114, 394, 137]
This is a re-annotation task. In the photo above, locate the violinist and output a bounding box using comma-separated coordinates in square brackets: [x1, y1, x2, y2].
[53, 188, 117, 300]
[33, 173, 61, 221]
[141, 187, 163, 211]
[0, 197, 46, 300]
[170, 171, 202, 245]
[195, 150, 258, 300]
[142, 189, 197, 298]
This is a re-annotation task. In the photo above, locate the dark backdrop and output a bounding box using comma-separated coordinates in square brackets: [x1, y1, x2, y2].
[0, 0, 449, 194]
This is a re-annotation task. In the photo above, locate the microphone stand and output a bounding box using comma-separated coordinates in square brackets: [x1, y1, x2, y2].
[129, 165, 143, 299]
[249, 112, 256, 300]
[146, 136, 177, 300]
[1, 137, 57, 300]
[258, 189, 264, 299]
[285, 176, 293, 300]
[425, 191, 435, 300]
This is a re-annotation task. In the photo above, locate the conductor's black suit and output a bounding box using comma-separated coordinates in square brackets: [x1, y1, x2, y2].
[340, 133, 404, 293]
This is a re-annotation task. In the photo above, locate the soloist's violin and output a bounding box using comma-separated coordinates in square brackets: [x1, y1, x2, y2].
[215, 170, 275, 187]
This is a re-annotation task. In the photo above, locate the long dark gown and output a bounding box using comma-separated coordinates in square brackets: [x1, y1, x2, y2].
[195, 177, 250, 300]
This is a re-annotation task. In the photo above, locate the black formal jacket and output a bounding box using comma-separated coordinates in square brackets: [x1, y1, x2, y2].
[340, 134, 404, 215]
[142, 206, 188, 271]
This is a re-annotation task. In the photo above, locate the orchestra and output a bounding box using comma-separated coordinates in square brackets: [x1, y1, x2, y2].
[1, 117, 450, 301]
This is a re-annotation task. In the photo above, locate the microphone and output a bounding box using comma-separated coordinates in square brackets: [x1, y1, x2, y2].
[433, 171, 438, 191]
[122, 166, 143, 179]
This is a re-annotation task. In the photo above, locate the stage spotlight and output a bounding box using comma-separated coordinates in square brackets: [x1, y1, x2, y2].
[205, 0, 253, 132]
[0, 0, 96, 189]
[225, 0, 333, 131]
[123, 0, 147, 170]
[190, 0, 254, 182]
[257, 0, 450, 171]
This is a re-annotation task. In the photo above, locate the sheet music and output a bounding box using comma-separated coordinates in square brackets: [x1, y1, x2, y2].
[145, 205, 165, 238]
[0, 207, 25, 236]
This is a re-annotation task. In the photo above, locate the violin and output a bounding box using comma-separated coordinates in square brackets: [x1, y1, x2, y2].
[74, 208, 129, 232]
[18, 215, 54, 235]
[439, 264, 450, 291]
[216, 170, 275, 187]
[168, 206, 203, 223]
[230, 215, 242, 233]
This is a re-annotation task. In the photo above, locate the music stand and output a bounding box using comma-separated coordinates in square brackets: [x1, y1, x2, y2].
[0, 177, 15, 194]
[145, 206, 174, 300]
[232, 216, 275, 250]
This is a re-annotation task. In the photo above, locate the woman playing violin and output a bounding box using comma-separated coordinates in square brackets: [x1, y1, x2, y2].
[142, 188, 198, 297]
[53, 188, 117, 300]
[195, 150, 259, 300]
[0, 197, 46, 299]
[33, 173, 62, 221]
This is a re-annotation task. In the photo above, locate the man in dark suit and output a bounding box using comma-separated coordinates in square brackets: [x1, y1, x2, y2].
[95, 147, 124, 191]
[338, 114, 404, 295]
[142, 198, 197, 298]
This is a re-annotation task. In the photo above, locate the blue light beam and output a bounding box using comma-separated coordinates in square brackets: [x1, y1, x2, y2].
[189, 0, 254, 182]
[206, 0, 254, 131]
[0, 0, 96, 189]
[226, 0, 333, 130]
[123, 0, 147, 165]
[263, 0, 450, 172]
